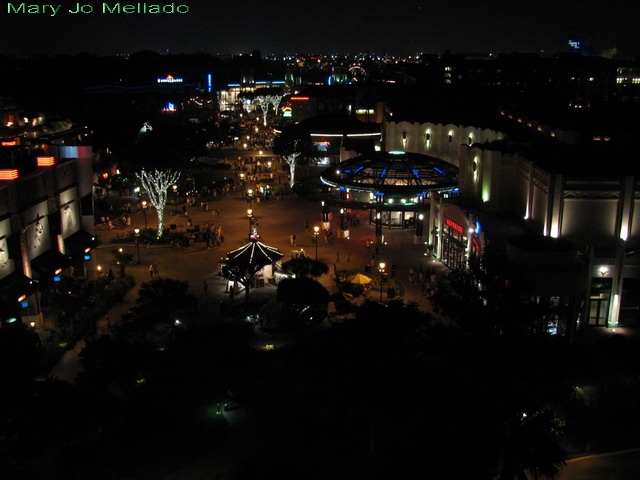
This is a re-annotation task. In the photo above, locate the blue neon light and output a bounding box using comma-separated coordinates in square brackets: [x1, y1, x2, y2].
[228, 83, 240, 87]
[53, 276, 61, 282]
[84, 255, 91, 261]
[416, 193, 426, 197]
[389, 150, 405, 155]
[475, 221, 482, 234]
[413, 169, 420, 178]
[354, 166, 364, 173]
[343, 169, 351, 173]
[451, 188, 459, 193]
[21, 302, 29, 308]
[339, 187, 347, 191]
[273, 81, 286, 84]
[434, 167, 445, 175]
[328, 75, 334, 85]
[375, 192, 384, 196]
[207, 73, 213, 93]
[381, 169, 387, 177]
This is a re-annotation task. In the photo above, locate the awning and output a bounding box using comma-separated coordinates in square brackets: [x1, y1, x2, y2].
[64, 229, 98, 256]
[0, 271, 38, 302]
[31, 249, 72, 280]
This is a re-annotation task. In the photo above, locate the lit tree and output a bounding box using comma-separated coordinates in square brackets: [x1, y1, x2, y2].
[241, 98, 254, 114]
[269, 95, 283, 118]
[273, 125, 312, 187]
[254, 95, 276, 126]
[136, 169, 180, 238]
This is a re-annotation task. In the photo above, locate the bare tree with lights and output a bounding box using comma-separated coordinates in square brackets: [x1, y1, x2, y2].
[273, 125, 312, 188]
[254, 95, 276, 126]
[241, 98, 254, 114]
[136, 169, 181, 238]
[269, 95, 283, 117]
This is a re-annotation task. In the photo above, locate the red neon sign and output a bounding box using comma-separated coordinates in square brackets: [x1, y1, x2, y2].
[445, 218, 463, 233]
[291, 97, 309, 101]
[473, 238, 481, 252]
[0, 169, 19, 180]
[2, 140, 17, 146]
[37, 156, 56, 166]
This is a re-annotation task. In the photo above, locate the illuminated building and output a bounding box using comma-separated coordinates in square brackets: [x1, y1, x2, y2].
[0, 145, 96, 331]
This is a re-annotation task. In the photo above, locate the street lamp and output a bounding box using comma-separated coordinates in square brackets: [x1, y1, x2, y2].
[172, 184, 178, 214]
[378, 262, 386, 302]
[313, 225, 320, 260]
[134, 228, 141, 264]
[247, 209, 253, 237]
[247, 189, 253, 208]
[141, 201, 148, 229]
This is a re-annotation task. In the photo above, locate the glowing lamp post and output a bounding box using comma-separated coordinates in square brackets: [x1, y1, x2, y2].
[378, 262, 386, 302]
[247, 209, 253, 236]
[172, 184, 178, 214]
[141, 201, 148, 229]
[247, 189, 253, 208]
[134, 228, 141, 264]
[313, 225, 320, 260]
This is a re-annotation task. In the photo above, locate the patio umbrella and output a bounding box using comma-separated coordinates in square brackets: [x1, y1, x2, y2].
[347, 273, 372, 285]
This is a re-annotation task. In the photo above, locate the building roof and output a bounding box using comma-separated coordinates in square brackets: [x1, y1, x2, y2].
[297, 114, 380, 137]
[320, 150, 458, 195]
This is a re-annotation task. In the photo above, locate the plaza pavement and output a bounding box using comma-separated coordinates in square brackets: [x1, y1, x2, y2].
[50, 171, 445, 383]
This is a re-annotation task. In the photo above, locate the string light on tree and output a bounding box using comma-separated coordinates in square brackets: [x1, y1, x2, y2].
[135, 168, 180, 238]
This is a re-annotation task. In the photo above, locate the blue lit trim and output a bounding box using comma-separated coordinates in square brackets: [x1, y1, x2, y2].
[381, 169, 387, 177]
[339, 187, 347, 191]
[451, 188, 459, 193]
[256, 81, 268, 84]
[434, 167, 445, 175]
[354, 166, 364, 173]
[343, 169, 351, 173]
[375, 192, 384, 196]
[413, 169, 420, 178]
[475, 221, 482, 234]
[416, 193, 426, 197]
[388, 150, 405, 155]
[273, 81, 286, 84]
[228, 83, 240, 87]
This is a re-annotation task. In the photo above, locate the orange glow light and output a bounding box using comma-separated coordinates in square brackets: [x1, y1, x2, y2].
[0, 169, 19, 180]
[290, 97, 309, 101]
[2, 140, 17, 146]
[37, 156, 56, 166]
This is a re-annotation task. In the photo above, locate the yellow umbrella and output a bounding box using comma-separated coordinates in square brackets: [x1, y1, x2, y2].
[347, 273, 372, 285]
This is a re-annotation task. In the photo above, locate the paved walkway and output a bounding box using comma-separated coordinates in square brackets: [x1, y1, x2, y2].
[50, 169, 445, 380]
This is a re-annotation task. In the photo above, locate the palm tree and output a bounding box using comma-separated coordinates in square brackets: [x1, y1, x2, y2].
[499, 407, 567, 480]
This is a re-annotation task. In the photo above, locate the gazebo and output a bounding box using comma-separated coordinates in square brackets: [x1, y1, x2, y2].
[222, 239, 284, 300]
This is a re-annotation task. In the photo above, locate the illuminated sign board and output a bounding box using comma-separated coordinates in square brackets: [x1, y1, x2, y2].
[2, 140, 17, 146]
[0, 169, 19, 180]
[445, 218, 463, 234]
[291, 97, 309, 101]
[37, 156, 56, 166]
[157, 75, 183, 84]
[162, 102, 177, 112]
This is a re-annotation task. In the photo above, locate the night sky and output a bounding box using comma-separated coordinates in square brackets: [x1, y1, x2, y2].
[0, 0, 638, 58]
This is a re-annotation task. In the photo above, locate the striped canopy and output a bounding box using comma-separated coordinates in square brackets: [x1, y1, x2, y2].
[226, 239, 284, 268]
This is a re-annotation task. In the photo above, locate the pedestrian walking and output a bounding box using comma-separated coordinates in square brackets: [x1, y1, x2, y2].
[149, 264, 154, 279]
[153, 263, 160, 279]
[290, 234, 295, 246]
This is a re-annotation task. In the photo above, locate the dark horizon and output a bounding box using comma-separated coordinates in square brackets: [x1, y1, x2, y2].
[0, 0, 638, 60]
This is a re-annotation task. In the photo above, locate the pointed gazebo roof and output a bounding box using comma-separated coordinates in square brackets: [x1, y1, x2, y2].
[226, 239, 284, 268]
